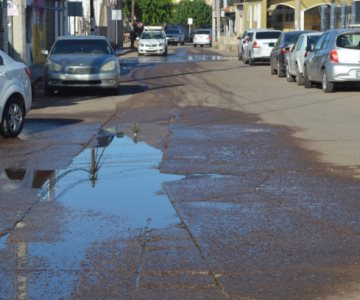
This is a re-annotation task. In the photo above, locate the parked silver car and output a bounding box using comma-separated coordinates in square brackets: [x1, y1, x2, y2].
[303, 28, 360, 93]
[0, 50, 32, 138]
[42, 35, 121, 95]
[242, 29, 281, 65]
[285, 32, 322, 85]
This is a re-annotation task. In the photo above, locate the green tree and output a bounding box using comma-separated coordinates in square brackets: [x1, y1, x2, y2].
[170, 0, 211, 28]
[138, 0, 173, 25]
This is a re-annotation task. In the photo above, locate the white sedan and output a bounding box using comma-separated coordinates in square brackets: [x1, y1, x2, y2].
[138, 27, 168, 56]
[0, 50, 32, 138]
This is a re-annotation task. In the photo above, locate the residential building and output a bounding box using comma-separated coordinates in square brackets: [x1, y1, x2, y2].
[233, 0, 359, 36]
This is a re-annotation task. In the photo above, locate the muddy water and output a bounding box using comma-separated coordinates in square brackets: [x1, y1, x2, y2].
[120, 49, 224, 76]
[48, 135, 180, 228]
[0, 135, 181, 299]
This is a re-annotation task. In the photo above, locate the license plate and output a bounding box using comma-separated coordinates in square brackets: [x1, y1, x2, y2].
[357, 71, 360, 79]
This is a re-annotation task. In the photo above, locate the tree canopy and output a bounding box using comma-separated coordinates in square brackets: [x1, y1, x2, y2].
[169, 0, 212, 28]
[137, 0, 173, 25]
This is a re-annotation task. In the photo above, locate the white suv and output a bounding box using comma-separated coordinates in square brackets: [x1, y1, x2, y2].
[0, 50, 32, 138]
[242, 29, 281, 65]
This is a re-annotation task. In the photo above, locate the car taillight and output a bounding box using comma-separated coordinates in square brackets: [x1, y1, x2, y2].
[329, 49, 339, 63]
[25, 67, 31, 78]
[252, 41, 260, 48]
[208, 35, 211, 40]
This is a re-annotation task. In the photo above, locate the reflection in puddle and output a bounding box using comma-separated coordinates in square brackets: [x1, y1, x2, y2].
[120, 53, 225, 75]
[0, 233, 9, 250]
[1, 134, 181, 298]
[49, 135, 181, 228]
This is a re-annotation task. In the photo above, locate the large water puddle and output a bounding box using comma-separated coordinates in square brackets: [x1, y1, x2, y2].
[120, 47, 225, 75]
[45, 133, 180, 224]
[0, 131, 181, 298]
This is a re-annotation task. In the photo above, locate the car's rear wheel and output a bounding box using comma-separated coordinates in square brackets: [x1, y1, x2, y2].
[249, 55, 255, 66]
[322, 70, 335, 93]
[242, 52, 249, 64]
[303, 66, 312, 89]
[0, 96, 25, 138]
[110, 87, 120, 96]
[296, 64, 304, 85]
[44, 84, 55, 96]
[277, 60, 285, 77]
[286, 64, 295, 82]
[270, 59, 276, 75]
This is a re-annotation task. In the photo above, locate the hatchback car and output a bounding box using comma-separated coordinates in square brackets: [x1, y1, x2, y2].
[193, 29, 212, 47]
[242, 29, 281, 65]
[270, 30, 314, 77]
[285, 32, 322, 85]
[303, 28, 360, 93]
[138, 26, 168, 56]
[42, 35, 121, 95]
[0, 50, 32, 138]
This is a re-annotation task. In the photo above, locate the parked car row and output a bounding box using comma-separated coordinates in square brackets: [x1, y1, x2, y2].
[270, 30, 315, 77]
[239, 27, 360, 93]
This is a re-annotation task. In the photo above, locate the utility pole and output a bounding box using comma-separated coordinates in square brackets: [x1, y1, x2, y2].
[117, 0, 123, 48]
[90, 0, 95, 33]
[131, 0, 135, 23]
[216, 0, 220, 42]
[212, 0, 216, 45]
[294, 0, 301, 30]
[0, 0, 8, 52]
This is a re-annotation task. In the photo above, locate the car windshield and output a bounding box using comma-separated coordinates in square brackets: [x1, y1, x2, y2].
[141, 32, 164, 39]
[196, 30, 211, 35]
[336, 33, 360, 49]
[284, 33, 302, 43]
[256, 31, 281, 39]
[166, 30, 180, 34]
[307, 35, 321, 47]
[51, 39, 112, 55]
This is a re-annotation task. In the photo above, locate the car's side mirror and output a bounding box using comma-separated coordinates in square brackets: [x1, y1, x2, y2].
[285, 43, 294, 51]
[305, 44, 313, 52]
[41, 49, 49, 56]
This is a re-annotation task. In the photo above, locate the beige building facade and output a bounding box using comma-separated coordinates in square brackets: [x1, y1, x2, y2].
[234, 0, 355, 36]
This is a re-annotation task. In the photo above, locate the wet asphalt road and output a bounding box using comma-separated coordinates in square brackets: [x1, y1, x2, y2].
[1, 45, 360, 299]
